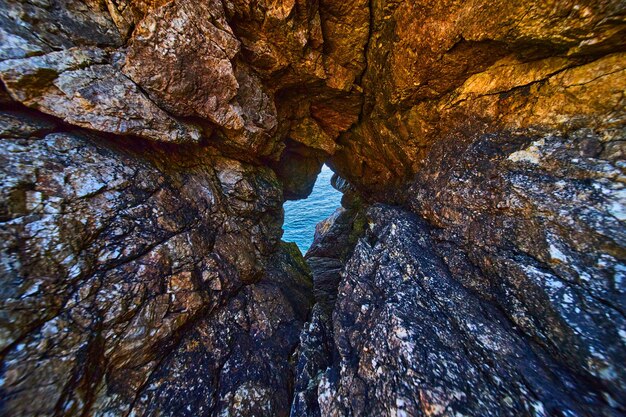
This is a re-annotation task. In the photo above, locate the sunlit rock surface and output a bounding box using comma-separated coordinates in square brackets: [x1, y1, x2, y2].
[329, 1, 625, 200]
[0, 0, 624, 416]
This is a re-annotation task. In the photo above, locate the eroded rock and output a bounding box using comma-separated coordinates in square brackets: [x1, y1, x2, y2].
[318, 203, 623, 416]
[0, 0, 624, 416]
[0, 48, 202, 143]
[0, 111, 312, 416]
[291, 185, 366, 417]
[330, 0, 626, 200]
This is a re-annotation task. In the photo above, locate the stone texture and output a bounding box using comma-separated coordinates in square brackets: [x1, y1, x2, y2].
[303, 127, 625, 416]
[272, 141, 326, 200]
[0, 0, 625, 416]
[0, 0, 124, 59]
[0, 110, 312, 417]
[409, 129, 626, 406]
[291, 183, 365, 417]
[317, 204, 623, 417]
[123, 0, 282, 155]
[104, 242, 312, 417]
[296, 11, 626, 414]
[0, 48, 202, 143]
[0, 0, 367, 165]
[330, 0, 626, 200]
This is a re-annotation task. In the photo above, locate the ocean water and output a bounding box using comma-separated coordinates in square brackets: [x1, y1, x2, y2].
[283, 165, 343, 254]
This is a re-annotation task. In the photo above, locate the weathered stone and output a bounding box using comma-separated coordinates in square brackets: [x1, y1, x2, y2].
[318, 203, 623, 416]
[105, 242, 312, 417]
[290, 117, 338, 155]
[0, 0, 367, 163]
[0, 1, 625, 416]
[0, 0, 124, 59]
[0, 110, 56, 138]
[330, 0, 626, 199]
[409, 129, 626, 404]
[290, 304, 335, 417]
[0, 111, 312, 416]
[123, 0, 277, 150]
[291, 196, 366, 417]
[0, 48, 202, 143]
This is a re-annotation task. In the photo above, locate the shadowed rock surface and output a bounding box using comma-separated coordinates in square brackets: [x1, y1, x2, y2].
[0, 111, 312, 416]
[312, 129, 625, 417]
[0, 0, 624, 416]
[291, 190, 365, 417]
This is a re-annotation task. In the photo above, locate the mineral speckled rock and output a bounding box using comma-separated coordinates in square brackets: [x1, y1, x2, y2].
[0, 111, 312, 416]
[297, 128, 624, 417]
[0, 0, 625, 416]
[317, 204, 623, 417]
[409, 129, 626, 404]
[291, 192, 366, 417]
[0, 0, 367, 171]
[111, 242, 313, 417]
[0, 48, 202, 143]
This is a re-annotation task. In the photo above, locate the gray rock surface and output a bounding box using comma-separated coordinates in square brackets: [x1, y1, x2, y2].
[291, 196, 365, 417]
[303, 129, 625, 416]
[317, 203, 623, 416]
[0, 110, 312, 416]
[0, 1, 624, 416]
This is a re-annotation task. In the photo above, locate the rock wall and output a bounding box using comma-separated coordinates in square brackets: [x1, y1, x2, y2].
[327, 0, 625, 201]
[309, 129, 625, 417]
[0, 1, 624, 417]
[0, 109, 312, 416]
[297, 2, 626, 415]
[0, 0, 368, 198]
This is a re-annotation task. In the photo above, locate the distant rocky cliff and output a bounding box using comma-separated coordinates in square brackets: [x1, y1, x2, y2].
[0, 1, 624, 416]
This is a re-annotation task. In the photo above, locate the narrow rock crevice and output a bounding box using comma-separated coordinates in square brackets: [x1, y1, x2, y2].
[0, 1, 624, 417]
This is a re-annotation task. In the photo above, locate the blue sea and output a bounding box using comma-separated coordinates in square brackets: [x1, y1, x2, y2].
[283, 165, 343, 254]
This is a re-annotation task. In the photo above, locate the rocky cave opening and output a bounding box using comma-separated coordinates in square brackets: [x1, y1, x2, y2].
[282, 164, 343, 254]
[0, 1, 624, 417]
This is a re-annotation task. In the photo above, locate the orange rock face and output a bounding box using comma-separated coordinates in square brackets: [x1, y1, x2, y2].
[0, 1, 624, 416]
[329, 0, 625, 199]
